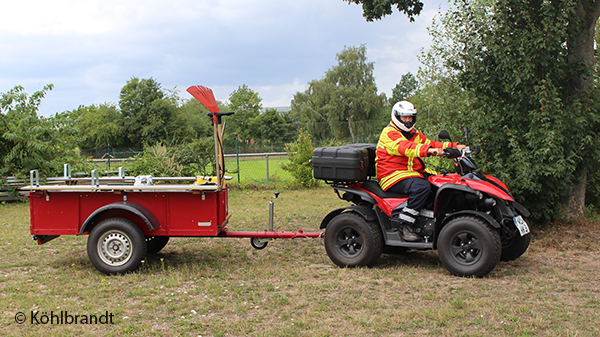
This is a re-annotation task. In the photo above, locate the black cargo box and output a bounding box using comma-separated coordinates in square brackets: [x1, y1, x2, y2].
[311, 144, 376, 183]
[343, 143, 376, 177]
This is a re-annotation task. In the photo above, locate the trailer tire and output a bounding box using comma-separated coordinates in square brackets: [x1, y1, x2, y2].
[87, 217, 147, 275]
[324, 212, 383, 268]
[146, 236, 170, 254]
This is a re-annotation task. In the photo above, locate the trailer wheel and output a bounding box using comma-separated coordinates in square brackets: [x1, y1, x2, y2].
[87, 217, 147, 275]
[146, 236, 170, 254]
[437, 216, 501, 277]
[250, 237, 269, 250]
[324, 212, 383, 268]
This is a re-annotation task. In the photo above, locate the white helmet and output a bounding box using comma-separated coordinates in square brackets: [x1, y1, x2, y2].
[391, 101, 417, 132]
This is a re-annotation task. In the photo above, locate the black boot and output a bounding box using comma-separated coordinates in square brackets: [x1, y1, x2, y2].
[401, 225, 421, 242]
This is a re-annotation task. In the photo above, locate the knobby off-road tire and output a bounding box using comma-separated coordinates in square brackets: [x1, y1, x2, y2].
[324, 212, 383, 268]
[87, 217, 147, 275]
[438, 216, 501, 277]
[146, 236, 170, 254]
[501, 232, 531, 261]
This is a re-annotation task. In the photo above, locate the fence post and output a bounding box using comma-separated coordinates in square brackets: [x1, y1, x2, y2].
[107, 143, 111, 169]
[266, 154, 269, 181]
[236, 136, 240, 184]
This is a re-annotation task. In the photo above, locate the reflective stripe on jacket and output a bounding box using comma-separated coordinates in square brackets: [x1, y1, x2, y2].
[376, 123, 455, 191]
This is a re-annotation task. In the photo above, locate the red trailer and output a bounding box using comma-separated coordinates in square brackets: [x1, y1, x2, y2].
[22, 86, 322, 275]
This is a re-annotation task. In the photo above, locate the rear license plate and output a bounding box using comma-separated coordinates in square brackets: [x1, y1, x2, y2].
[513, 215, 530, 236]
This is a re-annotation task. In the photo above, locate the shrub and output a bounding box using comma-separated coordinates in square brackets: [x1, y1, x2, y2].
[282, 129, 319, 189]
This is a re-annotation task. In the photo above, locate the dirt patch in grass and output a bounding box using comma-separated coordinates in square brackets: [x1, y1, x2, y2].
[532, 218, 600, 252]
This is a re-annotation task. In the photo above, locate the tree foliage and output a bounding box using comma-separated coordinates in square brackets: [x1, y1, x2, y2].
[282, 129, 320, 188]
[345, 0, 424, 22]
[119, 77, 194, 147]
[227, 84, 263, 142]
[290, 45, 387, 142]
[0, 85, 88, 178]
[69, 103, 124, 148]
[416, 0, 600, 221]
[391, 72, 419, 103]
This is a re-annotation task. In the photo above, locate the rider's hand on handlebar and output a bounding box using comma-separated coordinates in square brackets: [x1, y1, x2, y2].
[456, 144, 467, 151]
[428, 148, 444, 157]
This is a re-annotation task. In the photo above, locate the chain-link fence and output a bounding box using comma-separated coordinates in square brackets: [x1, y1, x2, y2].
[80, 119, 389, 184]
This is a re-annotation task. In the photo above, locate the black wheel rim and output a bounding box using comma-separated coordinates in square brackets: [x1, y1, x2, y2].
[335, 226, 364, 258]
[449, 231, 483, 266]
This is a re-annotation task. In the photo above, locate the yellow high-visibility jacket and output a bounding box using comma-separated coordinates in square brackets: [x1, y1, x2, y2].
[376, 123, 455, 191]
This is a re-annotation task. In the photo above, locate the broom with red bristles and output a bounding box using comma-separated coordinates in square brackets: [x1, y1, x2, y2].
[186, 85, 234, 190]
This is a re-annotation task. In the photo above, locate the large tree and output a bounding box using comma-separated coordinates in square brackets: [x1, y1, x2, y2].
[119, 77, 192, 147]
[70, 103, 124, 148]
[226, 84, 263, 143]
[390, 72, 419, 103]
[0, 85, 83, 177]
[290, 45, 386, 142]
[350, 0, 600, 221]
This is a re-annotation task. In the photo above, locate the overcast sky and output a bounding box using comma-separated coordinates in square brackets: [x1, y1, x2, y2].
[1, 0, 447, 117]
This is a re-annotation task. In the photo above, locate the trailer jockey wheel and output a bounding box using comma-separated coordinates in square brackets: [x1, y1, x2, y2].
[250, 237, 269, 250]
[87, 217, 147, 275]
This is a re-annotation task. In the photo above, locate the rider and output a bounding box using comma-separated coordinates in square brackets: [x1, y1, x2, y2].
[376, 101, 465, 242]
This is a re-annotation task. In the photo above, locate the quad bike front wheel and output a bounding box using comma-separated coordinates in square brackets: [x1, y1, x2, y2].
[437, 216, 501, 277]
[324, 212, 383, 268]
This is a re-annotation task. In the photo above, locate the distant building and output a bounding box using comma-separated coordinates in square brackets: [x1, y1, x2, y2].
[261, 106, 291, 114]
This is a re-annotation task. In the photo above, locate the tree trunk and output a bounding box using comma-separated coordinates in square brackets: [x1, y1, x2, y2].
[564, 166, 588, 220]
[564, 0, 600, 219]
[347, 116, 355, 143]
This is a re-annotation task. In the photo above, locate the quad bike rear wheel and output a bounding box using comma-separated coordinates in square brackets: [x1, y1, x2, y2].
[437, 216, 501, 277]
[324, 212, 383, 268]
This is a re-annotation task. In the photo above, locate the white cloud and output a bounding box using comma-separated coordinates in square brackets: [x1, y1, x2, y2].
[0, 0, 448, 116]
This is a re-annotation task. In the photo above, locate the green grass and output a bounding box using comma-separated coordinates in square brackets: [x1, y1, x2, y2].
[224, 156, 293, 184]
[1, 189, 600, 336]
[102, 155, 295, 185]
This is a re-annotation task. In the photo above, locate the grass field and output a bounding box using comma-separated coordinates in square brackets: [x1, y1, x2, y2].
[224, 156, 293, 184]
[1, 187, 600, 336]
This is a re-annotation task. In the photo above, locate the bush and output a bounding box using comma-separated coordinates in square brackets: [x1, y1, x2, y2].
[127, 138, 216, 178]
[171, 137, 216, 176]
[282, 129, 320, 189]
[128, 144, 183, 177]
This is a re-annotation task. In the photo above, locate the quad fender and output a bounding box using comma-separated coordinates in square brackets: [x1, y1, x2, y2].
[332, 186, 377, 205]
[512, 201, 530, 218]
[320, 205, 377, 229]
[442, 210, 501, 230]
[434, 183, 484, 217]
[78, 202, 160, 235]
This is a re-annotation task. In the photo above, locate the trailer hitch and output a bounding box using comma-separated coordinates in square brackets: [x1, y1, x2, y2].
[221, 191, 324, 250]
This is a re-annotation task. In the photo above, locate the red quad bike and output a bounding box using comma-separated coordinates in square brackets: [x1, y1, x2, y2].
[312, 129, 531, 277]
